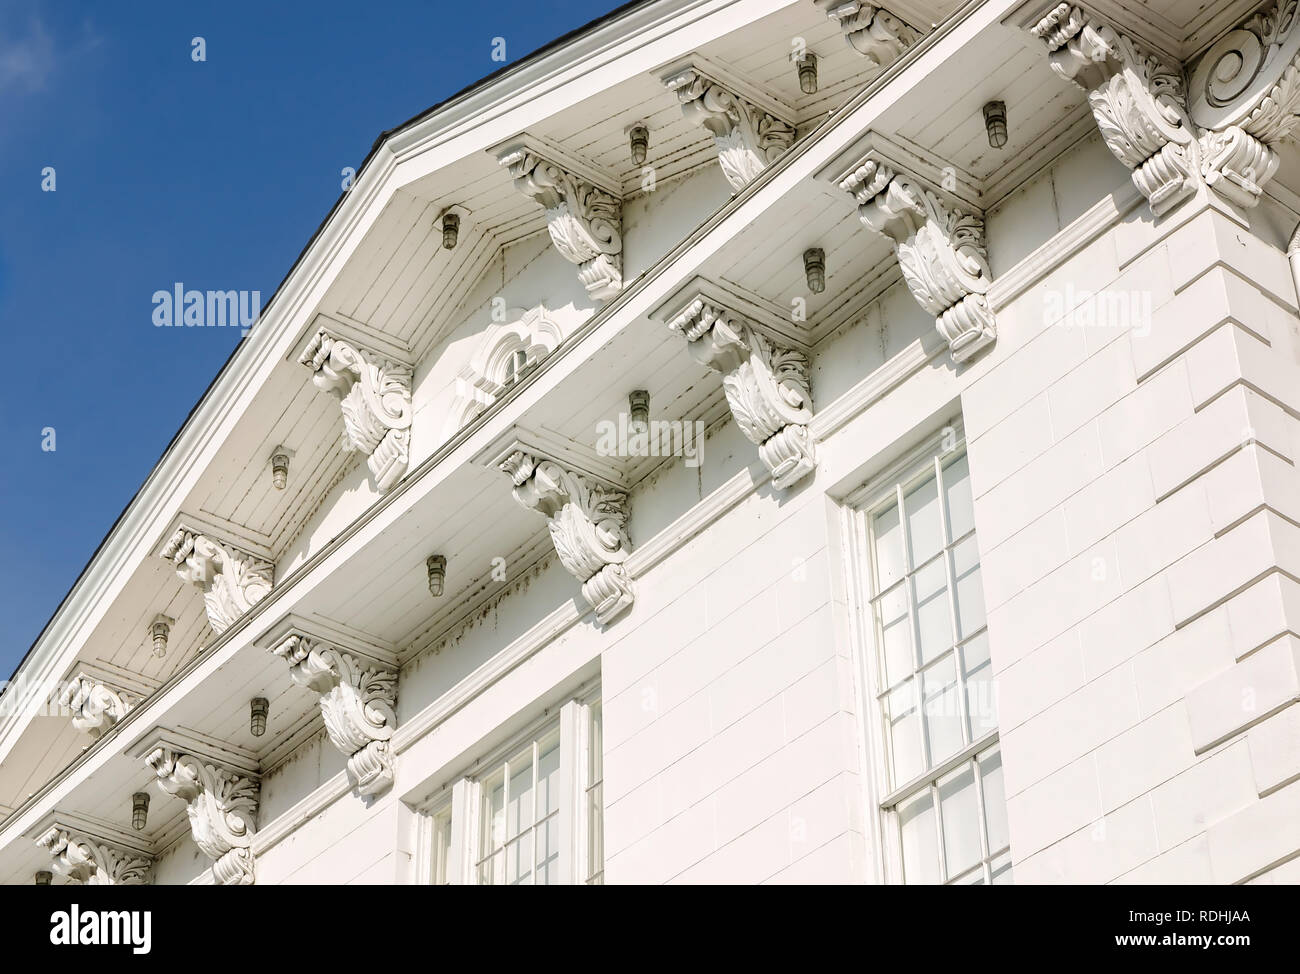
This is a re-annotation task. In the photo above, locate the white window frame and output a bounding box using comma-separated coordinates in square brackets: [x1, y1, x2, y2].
[842, 420, 1008, 885]
[419, 684, 602, 885]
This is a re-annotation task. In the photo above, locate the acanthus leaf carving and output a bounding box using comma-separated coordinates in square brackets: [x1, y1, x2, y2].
[161, 527, 272, 636]
[145, 747, 259, 886]
[840, 159, 995, 362]
[272, 634, 397, 797]
[497, 146, 623, 300]
[1186, 0, 1300, 205]
[1031, 4, 1198, 216]
[813, 1, 920, 69]
[501, 452, 634, 623]
[59, 673, 136, 739]
[667, 297, 816, 488]
[1188, 0, 1300, 142]
[37, 826, 152, 885]
[299, 329, 413, 492]
[661, 66, 796, 191]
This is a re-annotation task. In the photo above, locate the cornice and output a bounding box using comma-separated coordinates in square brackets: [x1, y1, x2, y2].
[655, 51, 799, 126]
[472, 425, 632, 491]
[0, 0, 738, 766]
[487, 132, 623, 199]
[153, 512, 275, 566]
[0, 0, 1004, 857]
[25, 811, 156, 858]
[652, 275, 815, 351]
[253, 613, 400, 670]
[296, 311, 416, 369]
[820, 129, 984, 213]
[1005, 0, 1239, 62]
[129, 728, 261, 779]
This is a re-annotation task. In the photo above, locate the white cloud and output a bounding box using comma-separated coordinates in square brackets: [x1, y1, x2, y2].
[0, 16, 55, 92]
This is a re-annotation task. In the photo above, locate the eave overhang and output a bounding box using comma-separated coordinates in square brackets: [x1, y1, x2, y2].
[0, 0, 1016, 881]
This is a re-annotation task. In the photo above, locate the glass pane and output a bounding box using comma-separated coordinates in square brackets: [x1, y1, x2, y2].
[943, 453, 975, 542]
[886, 681, 924, 786]
[873, 502, 906, 589]
[877, 584, 913, 687]
[952, 535, 986, 640]
[478, 848, 503, 885]
[962, 633, 997, 737]
[484, 775, 506, 852]
[587, 782, 604, 884]
[536, 814, 560, 885]
[922, 655, 963, 764]
[905, 473, 943, 568]
[950, 864, 984, 885]
[430, 808, 452, 885]
[898, 789, 941, 885]
[538, 737, 561, 818]
[990, 850, 1014, 885]
[979, 747, 1010, 855]
[588, 703, 605, 884]
[589, 703, 603, 782]
[507, 832, 532, 885]
[507, 759, 533, 839]
[939, 763, 982, 879]
[913, 557, 952, 664]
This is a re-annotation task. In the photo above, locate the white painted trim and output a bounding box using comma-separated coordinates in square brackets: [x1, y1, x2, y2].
[488, 132, 623, 198]
[655, 50, 799, 124]
[985, 183, 1144, 312]
[557, 698, 583, 886]
[809, 338, 942, 443]
[0, 0, 778, 768]
[446, 777, 476, 885]
[0, 0, 1016, 857]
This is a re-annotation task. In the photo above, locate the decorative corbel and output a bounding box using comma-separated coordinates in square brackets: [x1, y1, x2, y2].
[839, 158, 995, 362]
[37, 825, 152, 885]
[161, 525, 273, 635]
[59, 672, 136, 739]
[270, 633, 397, 797]
[660, 62, 797, 191]
[1184, 0, 1300, 208]
[496, 143, 623, 300]
[662, 292, 816, 488]
[145, 746, 259, 886]
[1030, 4, 1198, 216]
[813, 1, 920, 69]
[501, 451, 634, 624]
[299, 329, 413, 492]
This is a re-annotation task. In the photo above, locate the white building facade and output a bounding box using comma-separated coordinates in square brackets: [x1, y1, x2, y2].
[5, 0, 1300, 886]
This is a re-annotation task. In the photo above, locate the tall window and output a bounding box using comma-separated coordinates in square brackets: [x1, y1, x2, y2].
[476, 729, 562, 885]
[855, 434, 1010, 885]
[426, 690, 603, 885]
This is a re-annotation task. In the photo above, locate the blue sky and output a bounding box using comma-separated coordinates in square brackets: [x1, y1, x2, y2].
[0, 0, 626, 676]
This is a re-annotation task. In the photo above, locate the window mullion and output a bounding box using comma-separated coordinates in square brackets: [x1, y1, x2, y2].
[935, 458, 972, 750]
[501, 758, 510, 885]
[931, 780, 948, 884]
[531, 740, 540, 886]
[971, 752, 993, 884]
[896, 484, 930, 774]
